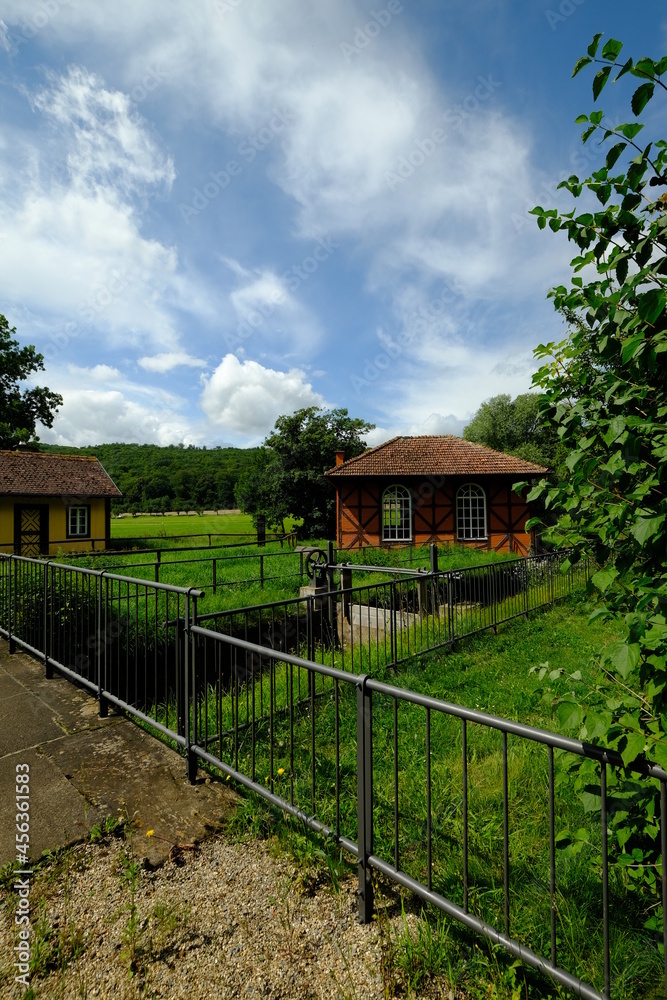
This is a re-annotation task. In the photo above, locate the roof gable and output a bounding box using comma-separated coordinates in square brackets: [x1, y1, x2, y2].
[0, 451, 123, 497]
[325, 436, 547, 477]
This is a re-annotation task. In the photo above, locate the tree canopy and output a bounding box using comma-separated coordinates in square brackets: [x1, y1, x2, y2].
[235, 407, 374, 538]
[526, 35, 667, 886]
[463, 391, 565, 472]
[0, 314, 62, 449]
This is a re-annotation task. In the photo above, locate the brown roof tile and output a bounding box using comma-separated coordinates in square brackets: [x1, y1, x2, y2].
[325, 436, 547, 477]
[0, 451, 123, 497]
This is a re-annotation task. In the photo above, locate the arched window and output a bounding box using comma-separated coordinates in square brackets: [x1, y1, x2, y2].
[457, 483, 486, 541]
[382, 485, 412, 541]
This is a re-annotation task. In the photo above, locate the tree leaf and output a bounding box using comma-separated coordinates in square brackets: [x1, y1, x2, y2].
[587, 33, 603, 59]
[601, 38, 623, 61]
[632, 515, 665, 547]
[632, 82, 655, 116]
[638, 288, 666, 325]
[621, 730, 646, 768]
[591, 567, 619, 592]
[608, 642, 641, 679]
[615, 255, 629, 285]
[593, 66, 612, 101]
[621, 334, 644, 364]
[606, 142, 627, 171]
[572, 57, 592, 79]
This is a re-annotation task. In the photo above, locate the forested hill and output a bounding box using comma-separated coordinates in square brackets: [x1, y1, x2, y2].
[39, 443, 259, 513]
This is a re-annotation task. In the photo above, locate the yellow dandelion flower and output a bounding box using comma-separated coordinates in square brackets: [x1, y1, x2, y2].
[146, 829, 155, 838]
[277, 768, 285, 776]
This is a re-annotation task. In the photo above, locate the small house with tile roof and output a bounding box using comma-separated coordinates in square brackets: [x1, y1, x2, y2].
[0, 450, 122, 556]
[325, 436, 547, 555]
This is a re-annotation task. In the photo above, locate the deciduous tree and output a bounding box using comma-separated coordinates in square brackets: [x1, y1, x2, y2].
[526, 35, 667, 897]
[236, 407, 374, 538]
[0, 314, 62, 449]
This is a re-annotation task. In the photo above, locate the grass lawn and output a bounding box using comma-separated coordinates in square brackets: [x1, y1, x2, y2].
[62, 512, 523, 612]
[110, 510, 260, 540]
[206, 596, 662, 999]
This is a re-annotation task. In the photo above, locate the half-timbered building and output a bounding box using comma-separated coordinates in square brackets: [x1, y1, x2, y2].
[325, 436, 547, 555]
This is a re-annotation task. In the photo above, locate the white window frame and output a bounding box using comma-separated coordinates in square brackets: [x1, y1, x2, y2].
[456, 483, 487, 541]
[68, 506, 89, 537]
[382, 485, 412, 541]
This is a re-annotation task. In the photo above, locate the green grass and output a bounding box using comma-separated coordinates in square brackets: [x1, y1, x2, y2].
[55, 511, 524, 613]
[110, 510, 259, 540]
[192, 596, 663, 1000]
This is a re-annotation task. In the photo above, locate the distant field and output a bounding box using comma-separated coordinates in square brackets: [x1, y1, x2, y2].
[110, 511, 259, 541]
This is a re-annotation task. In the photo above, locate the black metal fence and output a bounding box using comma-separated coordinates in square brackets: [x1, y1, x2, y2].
[196, 549, 589, 679]
[2, 549, 664, 999]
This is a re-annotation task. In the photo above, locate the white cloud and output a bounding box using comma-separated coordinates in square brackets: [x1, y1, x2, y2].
[0, 66, 197, 354]
[138, 352, 207, 373]
[200, 354, 327, 441]
[33, 65, 175, 195]
[67, 364, 122, 381]
[222, 258, 324, 358]
[41, 389, 197, 447]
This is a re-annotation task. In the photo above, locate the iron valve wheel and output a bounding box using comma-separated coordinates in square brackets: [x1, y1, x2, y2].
[305, 548, 328, 580]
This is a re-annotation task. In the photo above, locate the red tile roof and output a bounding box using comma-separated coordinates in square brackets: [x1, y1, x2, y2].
[0, 451, 122, 497]
[325, 436, 547, 477]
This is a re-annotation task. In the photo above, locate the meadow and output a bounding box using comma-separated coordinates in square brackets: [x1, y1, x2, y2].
[59, 512, 519, 613]
[209, 598, 662, 999]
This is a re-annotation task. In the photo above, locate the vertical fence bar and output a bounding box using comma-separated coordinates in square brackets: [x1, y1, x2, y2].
[549, 746, 556, 967]
[462, 718, 468, 913]
[394, 697, 399, 871]
[661, 780, 667, 1000]
[426, 706, 432, 892]
[357, 676, 374, 924]
[503, 731, 510, 937]
[601, 762, 610, 999]
[184, 590, 196, 783]
[9, 557, 15, 654]
[43, 560, 52, 678]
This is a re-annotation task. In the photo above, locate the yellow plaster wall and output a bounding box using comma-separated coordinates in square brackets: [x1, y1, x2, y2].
[0, 496, 108, 554]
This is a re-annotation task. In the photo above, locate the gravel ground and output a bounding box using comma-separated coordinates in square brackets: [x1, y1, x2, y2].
[0, 831, 455, 999]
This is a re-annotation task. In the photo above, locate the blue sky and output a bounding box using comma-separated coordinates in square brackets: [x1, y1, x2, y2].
[0, 1, 664, 448]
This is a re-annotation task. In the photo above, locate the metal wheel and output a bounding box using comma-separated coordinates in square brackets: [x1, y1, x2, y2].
[305, 548, 328, 580]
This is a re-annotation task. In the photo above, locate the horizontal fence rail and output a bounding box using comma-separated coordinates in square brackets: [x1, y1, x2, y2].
[2, 548, 664, 999]
[197, 549, 589, 680]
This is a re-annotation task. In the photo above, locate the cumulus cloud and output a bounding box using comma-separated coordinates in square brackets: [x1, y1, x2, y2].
[200, 354, 327, 441]
[40, 389, 197, 447]
[0, 65, 197, 354]
[138, 352, 207, 373]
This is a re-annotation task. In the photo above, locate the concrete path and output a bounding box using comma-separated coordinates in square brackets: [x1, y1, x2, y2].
[0, 640, 237, 868]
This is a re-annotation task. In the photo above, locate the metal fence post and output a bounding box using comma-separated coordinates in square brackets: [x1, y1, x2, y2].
[327, 540, 335, 594]
[98, 571, 109, 718]
[8, 556, 15, 654]
[260, 554, 264, 588]
[43, 560, 53, 678]
[357, 675, 374, 924]
[184, 589, 198, 784]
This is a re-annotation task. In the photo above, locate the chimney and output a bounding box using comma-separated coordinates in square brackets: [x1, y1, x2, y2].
[336, 451, 344, 467]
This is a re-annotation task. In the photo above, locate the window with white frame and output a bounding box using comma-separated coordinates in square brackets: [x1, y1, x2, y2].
[382, 485, 412, 541]
[67, 506, 89, 537]
[456, 483, 486, 540]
